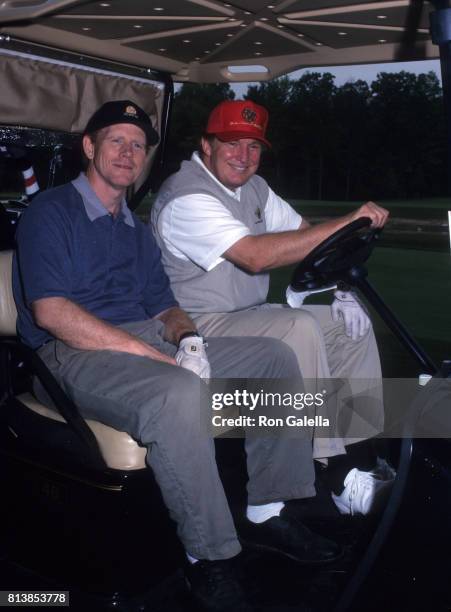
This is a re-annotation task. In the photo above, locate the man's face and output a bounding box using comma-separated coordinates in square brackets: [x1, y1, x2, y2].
[83, 123, 148, 191]
[201, 136, 262, 190]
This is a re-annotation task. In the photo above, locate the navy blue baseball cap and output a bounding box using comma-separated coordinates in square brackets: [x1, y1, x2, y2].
[83, 100, 159, 146]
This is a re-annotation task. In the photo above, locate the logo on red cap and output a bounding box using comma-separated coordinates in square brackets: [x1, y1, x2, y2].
[242, 107, 257, 124]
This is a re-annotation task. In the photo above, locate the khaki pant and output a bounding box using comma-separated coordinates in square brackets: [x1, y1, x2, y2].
[192, 304, 384, 460]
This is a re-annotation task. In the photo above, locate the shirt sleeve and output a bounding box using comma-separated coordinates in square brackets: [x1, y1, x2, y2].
[158, 194, 251, 271]
[16, 196, 73, 306]
[264, 187, 303, 233]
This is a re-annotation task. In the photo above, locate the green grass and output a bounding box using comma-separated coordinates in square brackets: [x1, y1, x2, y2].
[134, 194, 155, 221]
[288, 197, 451, 209]
[366, 248, 451, 374]
[268, 247, 451, 376]
[366, 248, 451, 341]
[287, 197, 450, 221]
[0, 192, 22, 198]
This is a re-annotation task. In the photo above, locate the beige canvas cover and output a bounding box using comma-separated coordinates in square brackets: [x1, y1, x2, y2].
[0, 49, 165, 192]
[0, 50, 163, 136]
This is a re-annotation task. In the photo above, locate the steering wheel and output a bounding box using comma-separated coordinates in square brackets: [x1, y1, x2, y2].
[290, 217, 382, 292]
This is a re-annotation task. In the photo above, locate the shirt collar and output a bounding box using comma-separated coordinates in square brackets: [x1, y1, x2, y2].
[192, 151, 241, 201]
[71, 173, 135, 227]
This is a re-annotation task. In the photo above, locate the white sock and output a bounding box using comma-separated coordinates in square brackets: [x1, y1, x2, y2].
[186, 553, 199, 564]
[246, 501, 285, 524]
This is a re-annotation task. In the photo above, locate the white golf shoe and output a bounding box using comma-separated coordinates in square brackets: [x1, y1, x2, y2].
[332, 461, 396, 516]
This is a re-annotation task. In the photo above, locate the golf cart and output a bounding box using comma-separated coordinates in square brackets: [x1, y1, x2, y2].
[1, 1, 451, 610]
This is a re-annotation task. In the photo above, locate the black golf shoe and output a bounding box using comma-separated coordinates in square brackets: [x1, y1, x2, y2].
[185, 558, 253, 611]
[239, 506, 343, 564]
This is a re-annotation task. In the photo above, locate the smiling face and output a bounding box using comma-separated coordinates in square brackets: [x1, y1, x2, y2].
[200, 136, 262, 190]
[83, 123, 148, 198]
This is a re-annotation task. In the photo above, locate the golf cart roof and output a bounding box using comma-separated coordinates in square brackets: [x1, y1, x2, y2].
[0, 0, 438, 85]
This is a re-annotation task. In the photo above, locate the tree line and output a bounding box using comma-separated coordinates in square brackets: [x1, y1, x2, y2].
[165, 71, 447, 201]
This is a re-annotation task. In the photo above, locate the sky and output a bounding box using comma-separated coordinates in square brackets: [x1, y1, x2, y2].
[228, 59, 441, 98]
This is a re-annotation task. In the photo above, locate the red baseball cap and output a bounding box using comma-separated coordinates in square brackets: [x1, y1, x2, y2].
[206, 100, 271, 148]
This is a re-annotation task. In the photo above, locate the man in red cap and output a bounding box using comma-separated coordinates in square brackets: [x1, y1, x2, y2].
[152, 99, 392, 515]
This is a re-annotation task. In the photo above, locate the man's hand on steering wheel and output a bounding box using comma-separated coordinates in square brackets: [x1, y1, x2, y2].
[347, 201, 389, 229]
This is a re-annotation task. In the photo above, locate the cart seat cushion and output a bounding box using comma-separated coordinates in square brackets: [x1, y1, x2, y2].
[18, 392, 147, 470]
[0, 250, 16, 335]
[1, 249, 147, 470]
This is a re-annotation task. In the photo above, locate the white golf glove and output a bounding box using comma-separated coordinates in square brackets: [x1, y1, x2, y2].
[286, 284, 337, 308]
[331, 290, 371, 341]
[176, 336, 211, 379]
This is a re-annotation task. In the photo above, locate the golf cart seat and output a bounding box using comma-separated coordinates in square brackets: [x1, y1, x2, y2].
[0, 249, 146, 470]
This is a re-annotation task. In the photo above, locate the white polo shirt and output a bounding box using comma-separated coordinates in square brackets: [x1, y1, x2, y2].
[157, 152, 303, 271]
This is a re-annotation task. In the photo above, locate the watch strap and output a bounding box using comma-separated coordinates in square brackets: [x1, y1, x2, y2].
[178, 331, 201, 344]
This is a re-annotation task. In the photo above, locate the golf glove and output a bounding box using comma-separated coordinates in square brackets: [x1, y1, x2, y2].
[176, 336, 211, 379]
[331, 290, 370, 341]
[286, 284, 337, 308]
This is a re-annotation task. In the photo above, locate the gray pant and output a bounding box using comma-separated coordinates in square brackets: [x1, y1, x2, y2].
[37, 319, 315, 560]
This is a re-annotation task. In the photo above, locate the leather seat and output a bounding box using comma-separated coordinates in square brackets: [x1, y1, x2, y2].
[0, 249, 147, 470]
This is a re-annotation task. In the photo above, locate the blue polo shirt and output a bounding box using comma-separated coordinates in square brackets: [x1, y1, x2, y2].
[13, 173, 177, 349]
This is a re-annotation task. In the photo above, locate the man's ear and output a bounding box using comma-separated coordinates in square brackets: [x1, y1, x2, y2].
[200, 136, 212, 158]
[82, 134, 95, 160]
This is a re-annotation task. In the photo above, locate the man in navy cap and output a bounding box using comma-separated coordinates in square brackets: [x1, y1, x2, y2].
[13, 100, 341, 612]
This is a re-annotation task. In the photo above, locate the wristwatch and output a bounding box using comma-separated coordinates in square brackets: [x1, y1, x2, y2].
[178, 330, 201, 345]
[336, 281, 351, 292]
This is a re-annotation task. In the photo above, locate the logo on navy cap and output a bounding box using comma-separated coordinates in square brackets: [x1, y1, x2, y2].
[124, 105, 138, 117]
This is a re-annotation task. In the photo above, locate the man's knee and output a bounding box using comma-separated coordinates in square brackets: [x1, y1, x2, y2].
[159, 366, 204, 414]
[133, 366, 206, 437]
[252, 336, 301, 378]
[284, 309, 324, 345]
